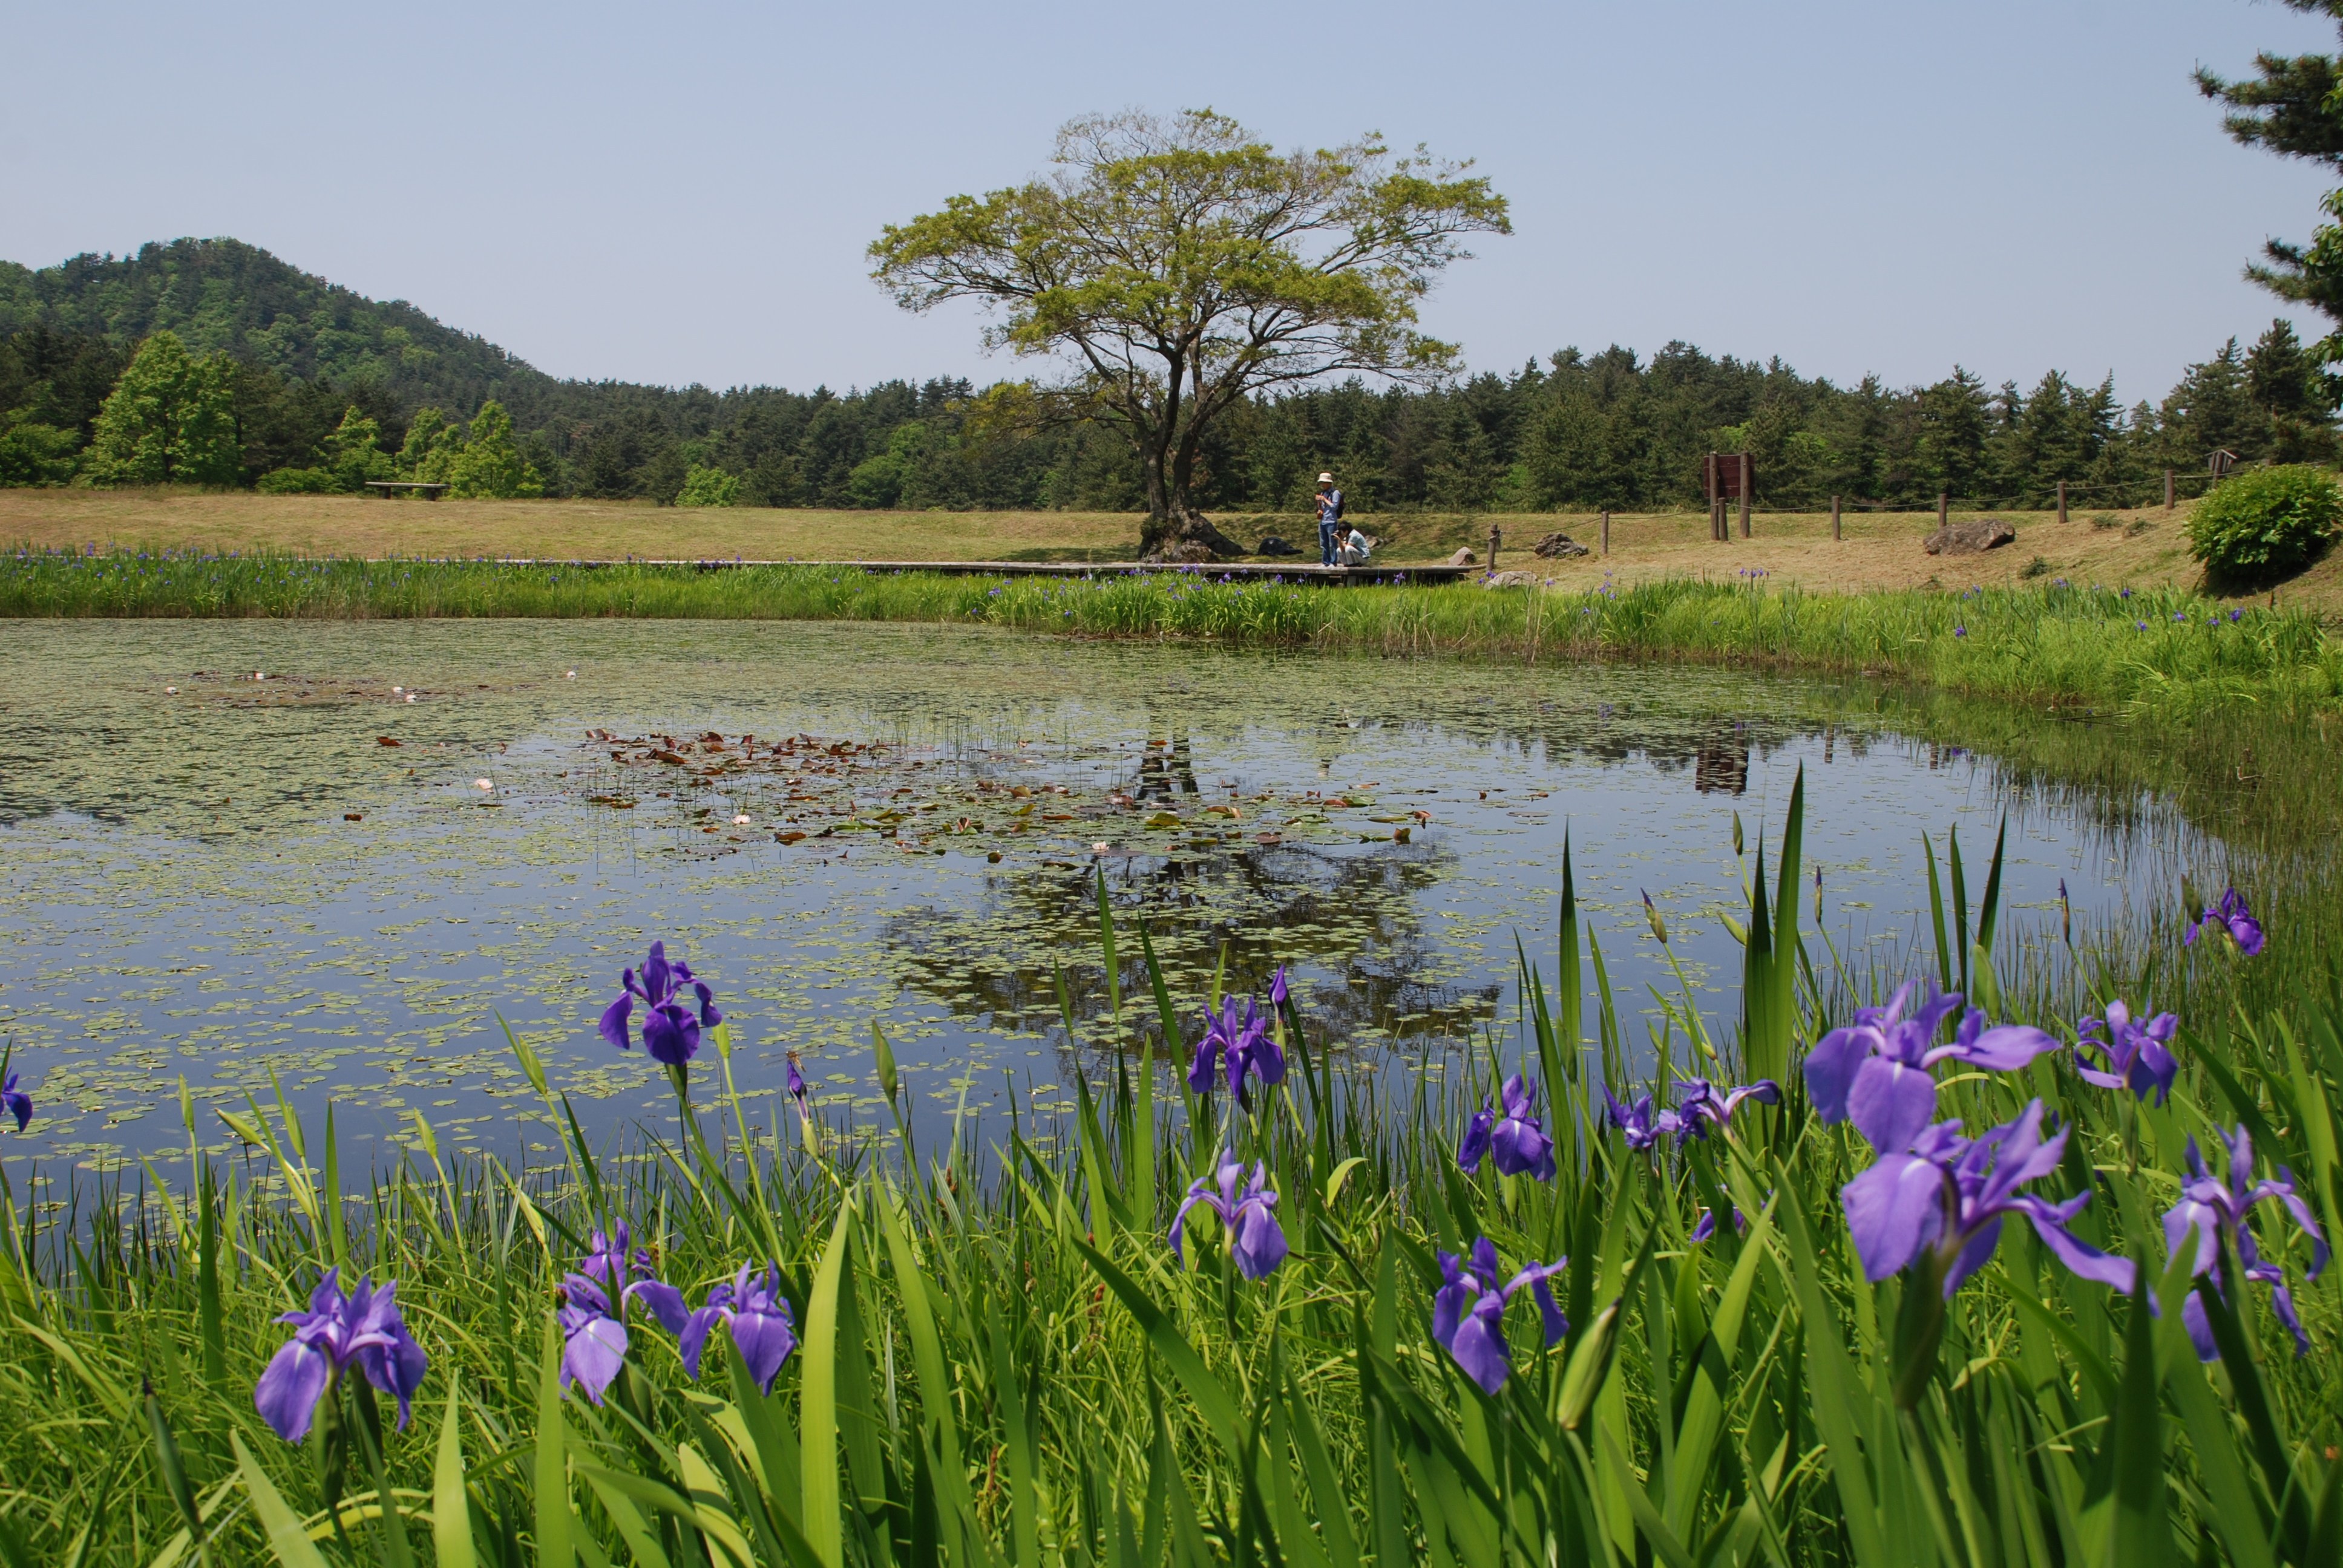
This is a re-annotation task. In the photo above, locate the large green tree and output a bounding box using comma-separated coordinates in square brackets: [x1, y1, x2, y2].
[868, 109, 1509, 557]
[81, 330, 240, 486]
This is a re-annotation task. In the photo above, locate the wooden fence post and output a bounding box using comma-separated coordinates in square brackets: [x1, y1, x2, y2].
[2164, 469, 2175, 512]
[1937, 492, 1948, 529]
[1831, 495, 1842, 540]
[1738, 452, 1752, 538]
[1601, 510, 1610, 555]
[2056, 479, 2068, 526]
[1488, 523, 1501, 572]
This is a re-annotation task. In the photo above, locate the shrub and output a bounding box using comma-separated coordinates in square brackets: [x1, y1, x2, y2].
[255, 466, 346, 495]
[0, 418, 80, 486]
[677, 463, 742, 508]
[2186, 463, 2343, 580]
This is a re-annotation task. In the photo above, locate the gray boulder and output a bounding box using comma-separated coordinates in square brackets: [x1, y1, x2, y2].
[1924, 517, 2016, 555]
[1447, 546, 1478, 566]
[1481, 570, 1547, 589]
[1533, 532, 1590, 558]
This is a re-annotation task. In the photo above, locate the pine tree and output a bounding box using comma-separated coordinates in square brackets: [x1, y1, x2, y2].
[81, 331, 240, 486]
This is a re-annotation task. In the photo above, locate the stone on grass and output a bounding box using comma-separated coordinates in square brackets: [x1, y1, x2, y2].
[1448, 546, 1478, 566]
[1533, 532, 1590, 559]
[1924, 517, 2016, 555]
[1256, 535, 1299, 557]
[1482, 570, 1546, 589]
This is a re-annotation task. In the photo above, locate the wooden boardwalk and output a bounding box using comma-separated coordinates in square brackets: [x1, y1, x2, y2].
[499, 557, 1481, 585]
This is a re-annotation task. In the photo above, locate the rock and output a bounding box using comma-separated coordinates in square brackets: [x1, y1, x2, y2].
[1924, 517, 2016, 555]
[1255, 535, 1299, 557]
[1447, 546, 1478, 566]
[1482, 570, 1545, 590]
[1149, 540, 1219, 564]
[1533, 532, 1590, 559]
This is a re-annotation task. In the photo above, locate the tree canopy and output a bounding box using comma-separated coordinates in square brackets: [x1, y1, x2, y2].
[868, 110, 1509, 557]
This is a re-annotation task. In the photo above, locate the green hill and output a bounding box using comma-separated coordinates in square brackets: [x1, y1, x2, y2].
[0, 237, 546, 414]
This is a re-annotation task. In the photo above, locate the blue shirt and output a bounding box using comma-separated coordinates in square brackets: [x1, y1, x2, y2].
[1317, 489, 1343, 523]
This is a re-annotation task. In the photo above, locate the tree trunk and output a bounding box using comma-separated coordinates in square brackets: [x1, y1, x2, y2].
[1135, 416, 1243, 561]
[1138, 500, 1244, 562]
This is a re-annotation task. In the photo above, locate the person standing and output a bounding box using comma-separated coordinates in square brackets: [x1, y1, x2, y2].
[1314, 472, 1344, 566]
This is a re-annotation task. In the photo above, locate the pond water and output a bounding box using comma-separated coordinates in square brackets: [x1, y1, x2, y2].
[0, 618, 2239, 1175]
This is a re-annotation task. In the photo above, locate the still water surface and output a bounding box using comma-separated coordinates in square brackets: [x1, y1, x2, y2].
[0, 619, 2231, 1173]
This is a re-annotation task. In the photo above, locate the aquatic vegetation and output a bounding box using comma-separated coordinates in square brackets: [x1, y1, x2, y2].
[10, 730, 2343, 1564]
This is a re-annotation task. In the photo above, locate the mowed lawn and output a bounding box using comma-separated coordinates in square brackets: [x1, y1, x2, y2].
[4, 488, 2334, 609]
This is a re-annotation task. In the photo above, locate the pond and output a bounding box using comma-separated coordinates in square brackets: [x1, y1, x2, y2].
[0, 618, 2247, 1176]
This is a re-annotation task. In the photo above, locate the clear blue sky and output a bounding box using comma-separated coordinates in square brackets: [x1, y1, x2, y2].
[4, 1, 2338, 402]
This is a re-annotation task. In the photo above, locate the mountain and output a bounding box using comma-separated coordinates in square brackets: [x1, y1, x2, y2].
[0, 237, 548, 416]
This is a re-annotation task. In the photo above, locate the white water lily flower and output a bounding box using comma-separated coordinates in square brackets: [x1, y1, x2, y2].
[475, 779, 494, 791]
[732, 814, 751, 825]
[405, 694, 417, 702]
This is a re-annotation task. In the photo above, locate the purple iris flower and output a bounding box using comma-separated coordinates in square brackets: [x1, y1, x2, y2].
[1170, 1153, 1289, 1279]
[1430, 1238, 1568, 1395]
[2074, 1001, 2180, 1106]
[680, 1263, 801, 1394]
[1, 1070, 28, 1132]
[1270, 964, 1289, 1009]
[2164, 1125, 2330, 1361]
[555, 1274, 633, 1404]
[598, 941, 722, 1067]
[1804, 982, 2060, 1155]
[1460, 1074, 1556, 1180]
[1187, 995, 1284, 1106]
[1676, 1076, 1781, 1134]
[2183, 887, 2264, 957]
[254, 1269, 430, 1443]
[785, 1052, 808, 1109]
[578, 1221, 653, 1293]
[1841, 1100, 2135, 1299]
[1690, 1206, 1746, 1244]
[1602, 1083, 1691, 1151]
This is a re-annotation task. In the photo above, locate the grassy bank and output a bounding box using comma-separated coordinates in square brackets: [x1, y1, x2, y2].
[4, 807, 2342, 1565]
[13, 488, 2336, 611]
[5, 548, 2340, 723]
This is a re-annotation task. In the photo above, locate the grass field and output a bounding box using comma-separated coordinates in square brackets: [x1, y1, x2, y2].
[8, 489, 2337, 613]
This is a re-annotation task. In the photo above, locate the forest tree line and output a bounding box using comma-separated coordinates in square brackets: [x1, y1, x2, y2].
[0, 238, 2334, 512]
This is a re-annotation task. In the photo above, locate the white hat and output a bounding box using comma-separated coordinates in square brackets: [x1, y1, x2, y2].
[1317, 472, 1334, 483]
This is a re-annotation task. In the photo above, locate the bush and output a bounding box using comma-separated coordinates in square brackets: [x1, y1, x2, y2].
[677, 463, 742, 508]
[2186, 463, 2343, 580]
[255, 466, 347, 495]
[0, 419, 80, 486]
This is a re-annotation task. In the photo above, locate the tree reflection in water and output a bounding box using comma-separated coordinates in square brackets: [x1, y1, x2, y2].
[877, 727, 1501, 1082]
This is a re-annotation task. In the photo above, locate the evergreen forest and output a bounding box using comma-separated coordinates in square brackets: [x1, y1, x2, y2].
[1, 237, 2333, 512]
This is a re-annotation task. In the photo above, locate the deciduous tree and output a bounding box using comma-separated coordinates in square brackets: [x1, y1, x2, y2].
[82, 330, 240, 486]
[869, 109, 1509, 558]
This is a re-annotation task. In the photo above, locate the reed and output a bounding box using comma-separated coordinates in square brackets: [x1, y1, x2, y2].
[3, 549, 2338, 724]
[2, 787, 2340, 1566]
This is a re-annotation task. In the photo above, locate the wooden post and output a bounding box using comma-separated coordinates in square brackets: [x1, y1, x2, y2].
[2164, 469, 2175, 511]
[1488, 523, 1501, 572]
[1600, 510, 1610, 555]
[2056, 479, 2068, 526]
[1831, 495, 1842, 540]
[1937, 492, 1948, 530]
[1738, 452, 1752, 538]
